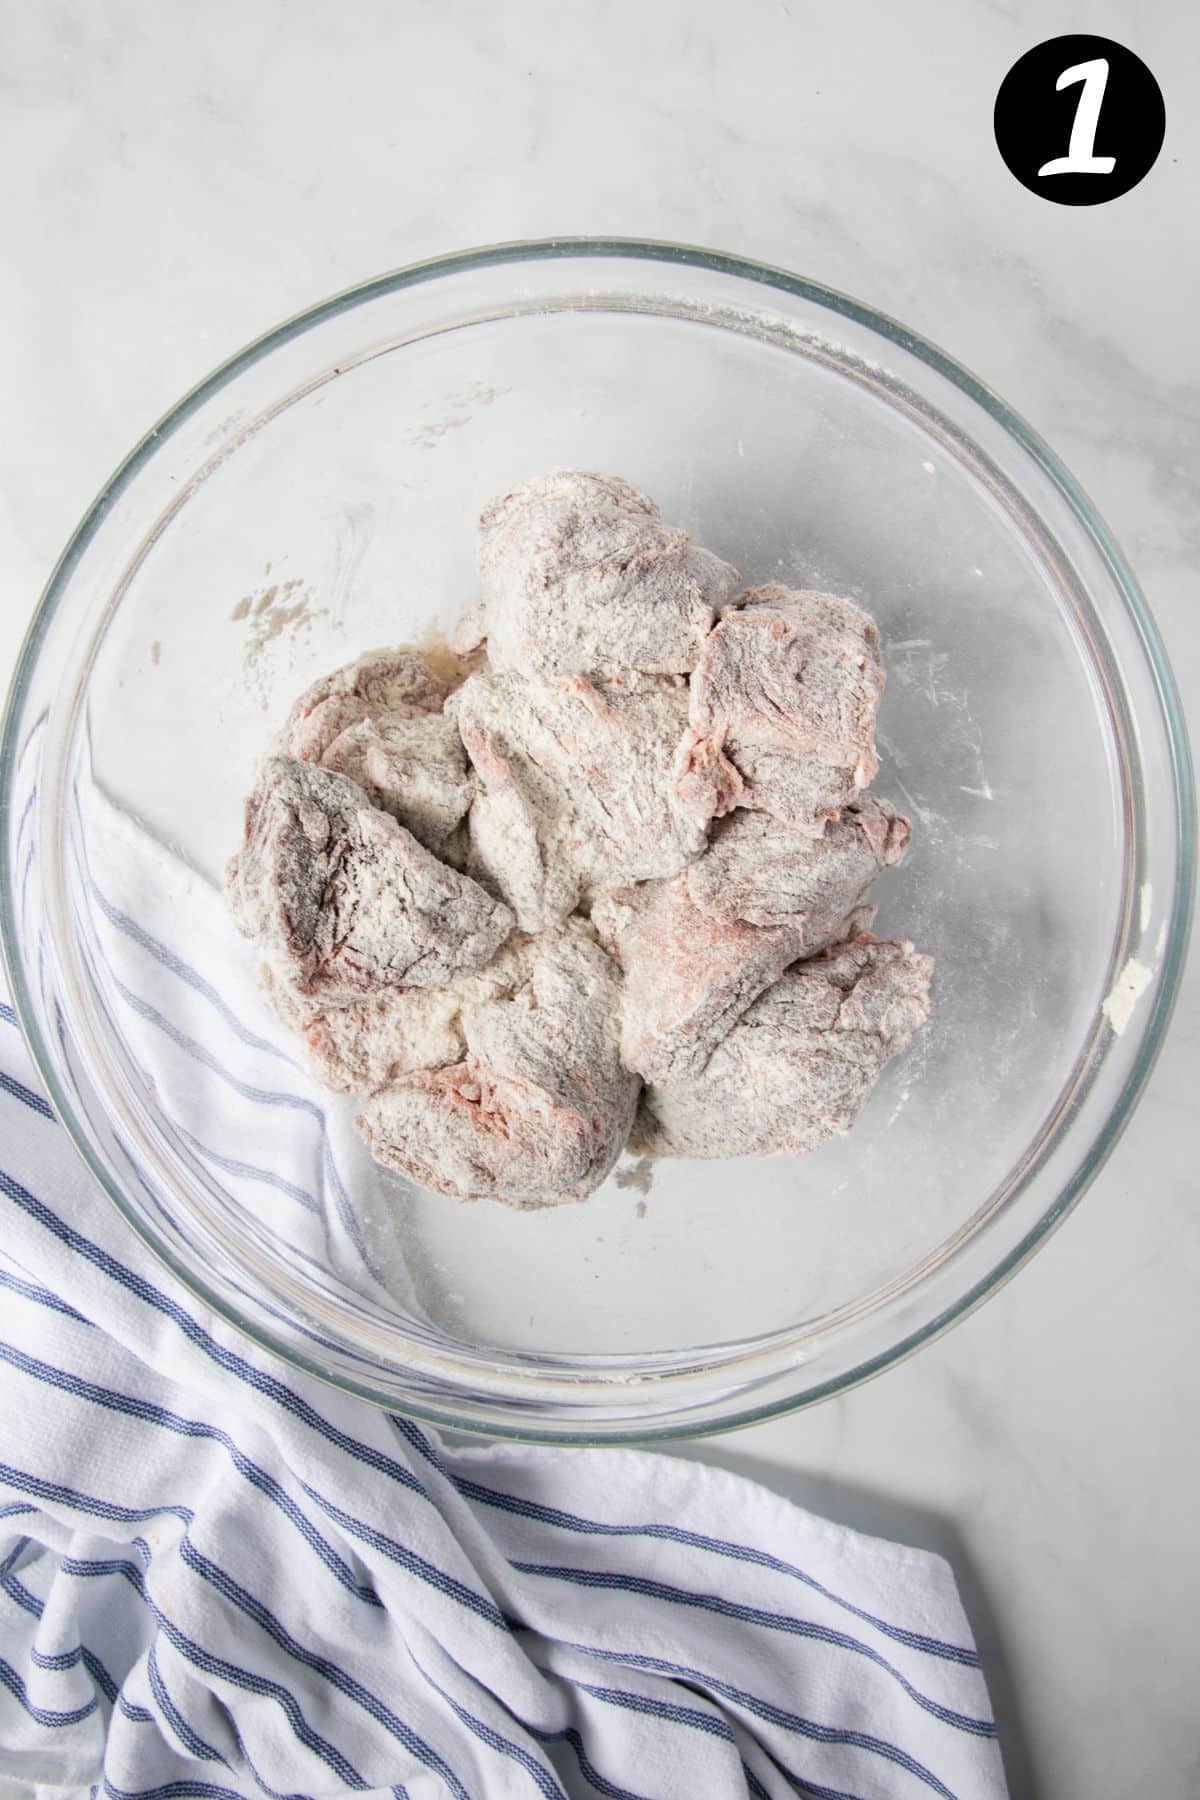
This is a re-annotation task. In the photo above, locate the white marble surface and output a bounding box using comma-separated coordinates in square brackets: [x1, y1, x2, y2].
[2, 3, 1196, 1794]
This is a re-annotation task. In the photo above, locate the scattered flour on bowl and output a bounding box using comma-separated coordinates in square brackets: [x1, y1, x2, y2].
[230, 576, 337, 711]
[614, 1157, 656, 1198]
[231, 578, 324, 662]
[408, 381, 510, 451]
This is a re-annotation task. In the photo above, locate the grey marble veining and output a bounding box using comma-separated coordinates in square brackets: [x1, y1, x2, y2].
[1, 3, 1196, 1795]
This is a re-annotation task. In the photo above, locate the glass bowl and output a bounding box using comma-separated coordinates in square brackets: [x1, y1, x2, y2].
[2, 240, 1192, 1442]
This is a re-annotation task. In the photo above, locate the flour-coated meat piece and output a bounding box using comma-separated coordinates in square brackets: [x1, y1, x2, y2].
[451, 668, 707, 931]
[451, 690, 592, 935]
[259, 936, 536, 1095]
[317, 711, 472, 852]
[636, 935, 932, 1159]
[677, 586, 885, 836]
[280, 648, 471, 851]
[282, 647, 449, 760]
[592, 876, 807, 1085]
[477, 471, 739, 677]
[359, 922, 639, 1207]
[226, 755, 513, 1003]
[686, 799, 910, 943]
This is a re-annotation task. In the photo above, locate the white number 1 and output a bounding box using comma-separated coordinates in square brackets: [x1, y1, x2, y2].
[1037, 58, 1117, 177]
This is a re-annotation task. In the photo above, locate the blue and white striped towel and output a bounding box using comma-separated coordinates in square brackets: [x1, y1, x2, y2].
[0, 795, 1008, 1797]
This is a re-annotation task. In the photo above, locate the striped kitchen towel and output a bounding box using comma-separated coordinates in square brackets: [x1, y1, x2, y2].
[0, 788, 1008, 1797]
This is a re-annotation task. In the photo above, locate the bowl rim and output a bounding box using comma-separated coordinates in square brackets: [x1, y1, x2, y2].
[1, 235, 1194, 1443]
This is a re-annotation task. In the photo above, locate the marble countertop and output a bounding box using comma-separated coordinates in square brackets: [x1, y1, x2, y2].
[2, 3, 1196, 1793]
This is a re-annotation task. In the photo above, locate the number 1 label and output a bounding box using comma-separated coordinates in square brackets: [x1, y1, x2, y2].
[1038, 58, 1117, 177]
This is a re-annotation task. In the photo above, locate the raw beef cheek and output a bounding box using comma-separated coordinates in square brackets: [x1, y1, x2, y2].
[475, 470, 739, 678]
[686, 799, 909, 935]
[226, 755, 513, 1004]
[282, 647, 471, 853]
[258, 935, 536, 1096]
[359, 923, 639, 1206]
[593, 800, 909, 1085]
[592, 875, 806, 1085]
[677, 585, 885, 836]
[451, 668, 708, 932]
[637, 936, 932, 1159]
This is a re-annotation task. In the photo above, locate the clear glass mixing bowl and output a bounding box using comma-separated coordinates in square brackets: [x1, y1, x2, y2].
[1, 241, 1193, 1440]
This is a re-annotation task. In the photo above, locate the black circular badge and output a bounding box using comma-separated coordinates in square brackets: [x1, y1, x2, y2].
[994, 35, 1165, 205]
